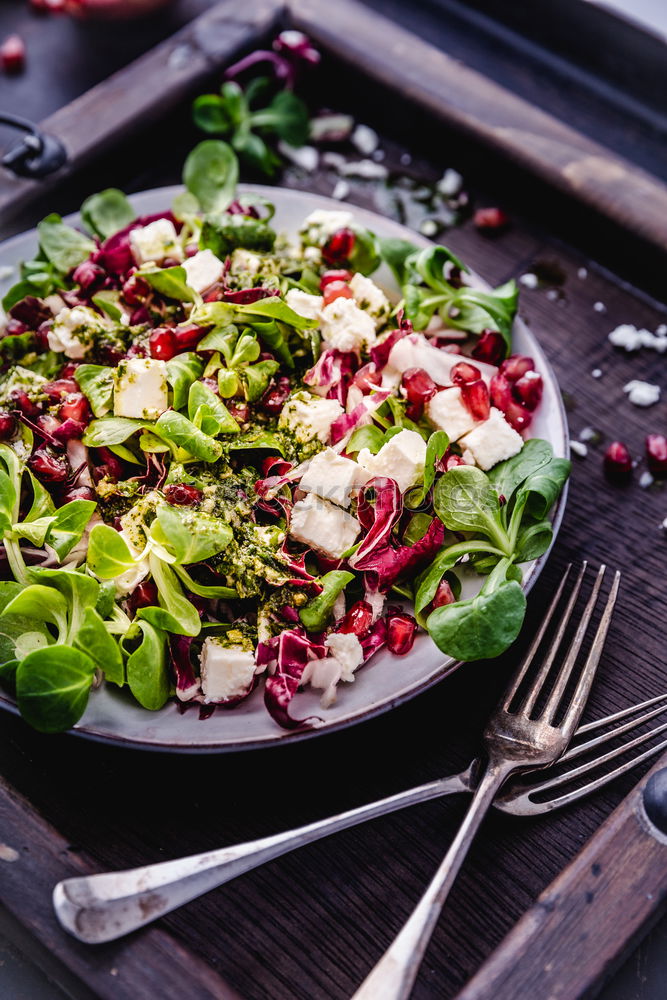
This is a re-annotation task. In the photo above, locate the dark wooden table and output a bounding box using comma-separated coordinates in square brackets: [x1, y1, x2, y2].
[1, 2, 667, 999]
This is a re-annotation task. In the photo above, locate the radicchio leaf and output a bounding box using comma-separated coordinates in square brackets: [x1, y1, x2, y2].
[95, 212, 178, 277]
[349, 477, 403, 568]
[360, 518, 447, 592]
[168, 635, 201, 702]
[304, 348, 355, 401]
[360, 617, 387, 661]
[222, 287, 280, 304]
[263, 627, 327, 729]
[370, 314, 413, 370]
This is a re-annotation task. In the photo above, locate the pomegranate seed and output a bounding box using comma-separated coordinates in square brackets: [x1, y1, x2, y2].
[9, 389, 42, 417]
[450, 361, 482, 386]
[4, 317, 28, 337]
[322, 228, 355, 266]
[36, 413, 62, 437]
[353, 363, 382, 394]
[472, 330, 505, 366]
[59, 393, 91, 423]
[126, 580, 159, 616]
[229, 401, 250, 423]
[122, 273, 151, 306]
[72, 260, 105, 291]
[34, 321, 52, 352]
[260, 376, 291, 415]
[513, 371, 543, 411]
[42, 379, 78, 400]
[0, 412, 16, 440]
[60, 361, 80, 378]
[500, 354, 535, 383]
[185, 243, 199, 258]
[95, 447, 124, 481]
[0, 35, 26, 74]
[504, 400, 532, 433]
[322, 280, 353, 306]
[646, 435, 667, 477]
[319, 269, 352, 290]
[402, 367, 438, 420]
[203, 288, 224, 302]
[61, 485, 96, 503]
[53, 418, 86, 443]
[129, 305, 151, 326]
[445, 453, 466, 470]
[604, 441, 633, 484]
[473, 207, 510, 232]
[386, 611, 417, 654]
[432, 579, 456, 608]
[461, 379, 490, 421]
[125, 344, 147, 359]
[164, 483, 203, 506]
[149, 327, 177, 361]
[173, 325, 204, 351]
[28, 447, 69, 483]
[338, 600, 373, 637]
[490, 372, 513, 412]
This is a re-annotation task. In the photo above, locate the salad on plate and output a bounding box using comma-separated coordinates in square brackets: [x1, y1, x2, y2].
[0, 141, 569, 734]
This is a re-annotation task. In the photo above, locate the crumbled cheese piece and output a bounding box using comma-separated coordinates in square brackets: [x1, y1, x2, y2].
[309, 113, 354, 142]
[285, 288, 323, 320]
[332, 180, 350, 201]
[325, 632, 364, 681]
[372, 149, 385, 162]
[301, 656, 344, 708]
[639, 471, 654, 488]
[426, 387, 478, 441]
[624, 380, 661, 407]
[356, 429, 427, 493]
[289, 494, 360, 559]
[570, 441, 588, 457]
[578, 426, 597, 442]
[301, 209, 354, 244]
[461, 448, 476, 465]
[339, 159, 389, 180]
[419, 219, 439, 238]
[229, 249, 262, 276]
[319, 297, 377, 352]
[322, 151, 347, 171]
[662, 517, 667, 534]
[182, 249, 224, 293]
[129, 218, 183, 265]
[593, 301, 606, 313]
[0, 365, 47, 405]
[400, 152, 412, 165]
[299, 448, 371, 507]
[278, 391, 344, 444]
[43, 293, 67, 316]
[351, 124, 379, 156]
[608, 323, 667, 353]
[578, 267, 588, 279]
[0, 265, 14, 281]
[48, 306, 106, 359]
[277, 141, 318, 172]
[113, 358, 168, 420]
[519, 273, 538, 289]
[436, 168, 463, 197]
[591, 368, 603, 378]
[349, 272, 390, 324]
[199, 637, 255, 704]
[460, 407, 523, 470]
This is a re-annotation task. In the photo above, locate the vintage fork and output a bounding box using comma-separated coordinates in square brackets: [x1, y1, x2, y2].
[53, 563, 632, 948]
[351, 561, 618, 999]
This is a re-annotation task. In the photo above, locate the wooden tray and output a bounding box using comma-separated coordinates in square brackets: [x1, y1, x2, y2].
[2, 2, 667, 998]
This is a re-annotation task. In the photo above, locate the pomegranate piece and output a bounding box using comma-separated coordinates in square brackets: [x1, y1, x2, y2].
[322, 280, 353, 307]
[338, 600, 373, 637]
[386, 611, 417, 655]
[322, 228, 356, 266]
[173, 325, 204, 351]
[59, 393, 91, 423]
[461, 379, 490, 421]
[9, 389, 42, 417]
[4, 317, 28, 337]
[445, 453, 466, 470]
[72, 260, 105, 292]
[164, 483, 203, 506]
[401, 366, 437, 413]
[61, 484, 96, 503]
[228, 401, 250, 423]
[0, 35, 26, 74]
[472, 329, 505, 366]
[504, 399, 532, 433]
[122, 273, 151, 306]
[260, 376, 291, 415]
[319, 269, 352, 290]
[490, 372, 513, 412]
[603, 441, 633, 484]
[450, 361, 481, 386]
[432, 578, 456, 609]
[473, 207, 510, 232]
[94, 446, 124, 481]
[513, 371, 543, 411]
[500, 354, 535, 383]
[43, 378, 79, 400]
[646, 434, 667, 477]
[28, 447, 69, 483]
[60, 361, 80, 378]
[129, 305, 151, 326]
[149, 327, 177, 361]
[53, 418, 86, 443]
[0, 412, 17, 440]
[126, 580, 159, 617]
[353, 363, 382, 394]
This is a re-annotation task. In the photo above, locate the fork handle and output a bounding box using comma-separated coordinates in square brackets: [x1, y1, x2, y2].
[53, 769, 473, 944]
[351, 759, 514, 1000]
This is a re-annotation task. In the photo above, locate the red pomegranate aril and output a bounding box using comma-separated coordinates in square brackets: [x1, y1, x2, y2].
[149, 327, 177, 361]
[646, 434, 667, 477]
[322, 227, 355, 266]
[96, 447, 124, 481]
[472, 330, 505, 366]
[319, 269, 352, 290]
[36, 413, 61, 436]
[353, 363, 382, 394]
[229, 401, 250, 423]
[473, 206, 510, 232]
[61, 485, 96, 503]
[402, 367, 437, 404]
[513, 371, 543, 411]
[0, 412, 16, 440]
[164, 483, 203, 506]
[59, 361, 80, 378]
[445, 453, 466, 470]
[322, 280, 353, 306]
[72, 260, 105, 292]
[174, 325, 204, 351]
[43, 378, 78, 400]
[4, 317, 28, 337]
[9, 389, 41, 417]
[59, 393, 91, 423]
[461, 379, 490, 421]
[126, 580, 159, 616]
[28, 447, 69, 483]
[604, 441, 633, 484]
[450, 361, 482, 386]
[500, 354, 535, 383]
[504, 399, 532, 433]
[338, 600, 373, 637]
[490, 372, 513, 412]
[53, 419, 85, 443]
[122, 273, 150, 306]
[386, 611, 417, 655]
[432, 579, 456, 609]
[129, 305, 151, 326]
[260, 376, 291, 415]
[0, 35, 26, 74]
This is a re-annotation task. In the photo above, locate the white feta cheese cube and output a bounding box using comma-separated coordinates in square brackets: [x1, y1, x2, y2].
[278, 391, 344, 444]
[325, 631, 364, 681]
[623, 379, 661, 407]
[199, 637, 255, 704]
[459, 407, 523, 470]
[289, 494, 360, 558]
[285, 288, 324, 321]
[300, 209, 354, 245]
[48, 305, 105, 359]
[181, 249, 224, 293]
[229, 249, 262, 276]
[426, 387, 478, 441]
[319, 297, 377, 353]
[349, 272, 390, 325]
[129, 218, 183, 265]
[356, 429, 427, 493]
[113, 358, 168, 420]
[299, 448, 371, 507]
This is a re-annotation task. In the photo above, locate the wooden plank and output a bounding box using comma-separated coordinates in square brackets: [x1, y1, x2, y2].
[0, 774, 242, 1000]
[455, 754, 667, 1000]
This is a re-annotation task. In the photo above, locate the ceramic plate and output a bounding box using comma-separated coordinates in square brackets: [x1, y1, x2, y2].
[0, 185, 569, 752]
